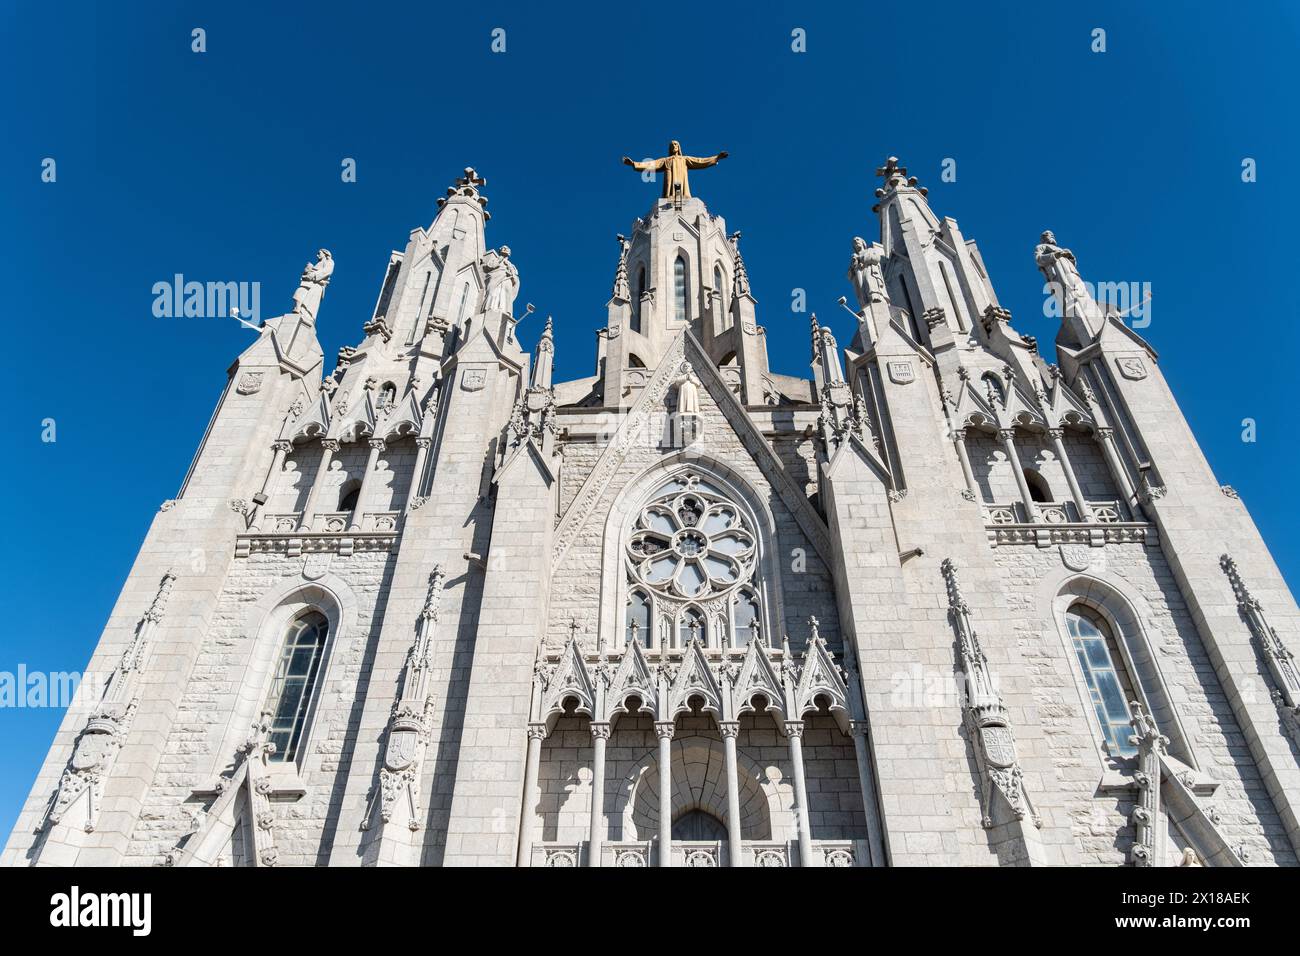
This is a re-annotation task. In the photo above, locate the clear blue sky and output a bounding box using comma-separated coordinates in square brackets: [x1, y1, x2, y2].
[3, 1, 1297, 837]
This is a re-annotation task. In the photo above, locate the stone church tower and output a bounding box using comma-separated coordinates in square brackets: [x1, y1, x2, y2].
[8, 154, 1300, 867]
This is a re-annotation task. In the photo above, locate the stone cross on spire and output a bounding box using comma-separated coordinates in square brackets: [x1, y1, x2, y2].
[456, 167, 486, 190]
[874, 156, 927, 197]
[437, 166, 490, 219]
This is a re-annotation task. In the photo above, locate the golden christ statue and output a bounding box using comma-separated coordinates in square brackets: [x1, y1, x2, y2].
[622, 140, 728, 200]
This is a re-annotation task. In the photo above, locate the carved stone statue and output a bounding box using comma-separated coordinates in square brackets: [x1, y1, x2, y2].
[291, 249, 334, 323]
[482, 245, 519, 315]
[622, 141, 728, 200]
[673, 362, 702, 416]
[848, 237, 888, 308]
[1035, 230, 1094, 313]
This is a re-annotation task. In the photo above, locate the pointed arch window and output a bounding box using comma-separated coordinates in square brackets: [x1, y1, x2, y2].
[733, 589, 760, 645]
[456, 283, 472, 325]
[1066, 605, 1138, 757]
[631, 265, 645, 334]
[1024, 469, 1052, 503]
[713, 263, 727, 322]
[678, 606, 706, 647]
[264, 611, 330, 763]
[674, 256, 688, 323]
[627, 589, 652, 648]
[982, 372, 1005, 405]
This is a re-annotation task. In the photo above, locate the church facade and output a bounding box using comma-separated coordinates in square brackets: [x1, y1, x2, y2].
[7, 153, 1300, 867]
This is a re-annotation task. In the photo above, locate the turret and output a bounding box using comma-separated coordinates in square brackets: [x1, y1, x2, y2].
[601, 142, 771, 407]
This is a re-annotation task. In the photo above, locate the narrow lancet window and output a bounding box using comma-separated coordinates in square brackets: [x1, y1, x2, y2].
[627, 590, 652, 648]
[1066, 606, 1138, 757]
[264, 611, 330, 763]
[674, 256, 688, 323]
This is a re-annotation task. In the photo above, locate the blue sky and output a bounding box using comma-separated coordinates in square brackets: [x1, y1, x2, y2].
[2, 1, 1297, 836]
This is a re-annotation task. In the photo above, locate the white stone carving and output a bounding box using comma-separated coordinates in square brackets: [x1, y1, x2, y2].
[236, 371, 264, 395]
[941, 559, 1040, 830]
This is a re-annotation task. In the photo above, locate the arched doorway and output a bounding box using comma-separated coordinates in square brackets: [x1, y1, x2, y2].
[672, 808, 727, 841]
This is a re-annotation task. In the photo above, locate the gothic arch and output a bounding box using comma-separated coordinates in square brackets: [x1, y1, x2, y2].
[618, 735, 781, 841]
[597, 451, 790, 653]
[205, 574, 358, 777]
[668, 245, 698, 325]
[1037, 569, 1197, 770]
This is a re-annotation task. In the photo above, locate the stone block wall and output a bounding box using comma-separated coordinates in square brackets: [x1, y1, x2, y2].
[993, 539, 1294, 865]
[123, 549, 396, 866]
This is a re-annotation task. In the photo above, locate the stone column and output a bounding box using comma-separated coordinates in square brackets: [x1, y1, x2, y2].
[999, 428, 1041, 522]
[298, 438, 339, 531]
[1095, 426, 1139, 515]
[785, 720, 815, 867]
[1048, 428, 1094, 522]
[248, 440, 292, 531]
[587, 721, 611, 867]
[517, 723, 547, 867]
[952, 428, 979, 501]
[720, 720, 744, 866]
[848, 720, 887, 866]
[655, 721, 674, 867]
[405, 436, 433, 511]
[350, 438, 386, 531]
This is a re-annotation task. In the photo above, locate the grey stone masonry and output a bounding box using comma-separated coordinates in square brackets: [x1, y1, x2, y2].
[7, 159, 1297, 868]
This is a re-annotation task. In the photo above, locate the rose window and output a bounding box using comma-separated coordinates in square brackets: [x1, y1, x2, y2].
[627, 475, 757, 600]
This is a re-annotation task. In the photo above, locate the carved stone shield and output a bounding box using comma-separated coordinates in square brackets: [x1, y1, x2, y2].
[1116, 357, 1147, 380]
[236, 371, 264, 395]
[461, 368, 486, 391]
[384, 730, 418, 771]
[980, 725, 1017, 769]
[1059, 545, 1092, 572]
[887, 361, 915, 384]
[70, 732, 114, 771]
[302, 553, 332, 581]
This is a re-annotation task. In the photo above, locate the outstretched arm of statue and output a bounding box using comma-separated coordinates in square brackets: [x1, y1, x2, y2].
[685, 151, 728, 169]
[623, 156, 661, 171]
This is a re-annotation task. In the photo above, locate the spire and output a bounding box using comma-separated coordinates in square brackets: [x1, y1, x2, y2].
[871, 154, 941, 256]
[810, 313, 843, 384]
[611, 234, 630, 302]
[729, 231, 751, 297]
[508, 316, 558, 452]
[532, 316, 554, 390]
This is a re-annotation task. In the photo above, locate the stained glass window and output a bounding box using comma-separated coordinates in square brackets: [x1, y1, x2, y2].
[264, 611, 329, 763]
[1066, 606, 1137, 757]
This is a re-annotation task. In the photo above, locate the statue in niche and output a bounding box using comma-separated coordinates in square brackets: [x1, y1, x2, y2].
[291, 249, 334, 323]
[673, 362, 702, 416]
[847, 237, 888, 309]
[482, 245, 519, 315]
